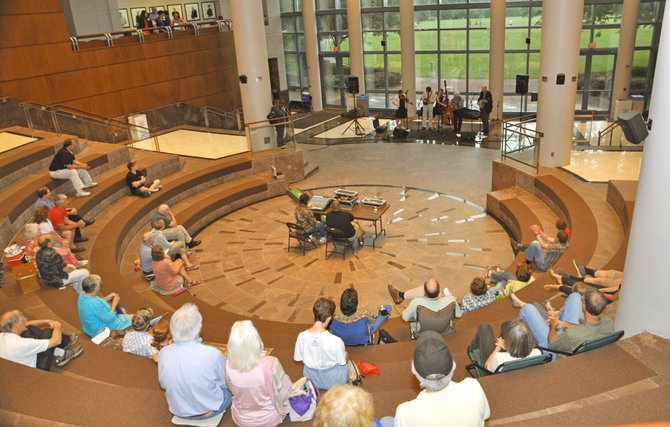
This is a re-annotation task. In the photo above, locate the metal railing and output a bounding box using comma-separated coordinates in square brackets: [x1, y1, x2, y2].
[573, 110, 596, 145]
[203, 106, 244, 131]
[69, 20, 232, 51]
[502, 114, 543, 172]
[244, 116, 297, 153]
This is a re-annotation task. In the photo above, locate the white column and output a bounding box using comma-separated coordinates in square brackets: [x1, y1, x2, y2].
[230, 0, 274, 150]
[302, 0, 323, 111]
[347, 0, 365, 95]
[535, 0, 584, 167]
[615, 17, 670, 339]
[489, 0, 505, 122]
[610, 0, 641, 120]
[399, 0, 416, 123]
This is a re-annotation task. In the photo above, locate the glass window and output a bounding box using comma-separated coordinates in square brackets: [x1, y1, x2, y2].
[385, 0, 400, 6]
[505, 28, 529, 50]
[386, 31, 401, 50]
[362, 13, 384, 31]
[363, 32, 384, 51]
[440, 29, 467, 50]
[280, 0, 294, 13]
[387, 54, 402, 91]
[592, 28, 621, 49]
[281, 17, 296, 32]
[440, 9, 468, 29]
[386, 12, 400, 30]
[415, 10, 439, 28]
[593, 4, 622, 24]
[285, 55, 301, 87]
[636, 23, 654, 47]
[440, 0, 467, 4]
[318, 15, 336, 32]
[362, 0, 384, 7]
[317, 0, 336, 10]
[468, 53, 489, 93]
[631, 50, 650, 92]
[469, 29, 489, 50]
[283, 34, 297, 52]
[468, 8, 490, 28]
[506, 7, 529, 27]
[416, 53, 439, 89]
[416, 30, 438, 50]
[441, 53, 467, 85]
[364, 54, 386, 90]
[319, 35, 337, 51]
[638, 2, 660, 23]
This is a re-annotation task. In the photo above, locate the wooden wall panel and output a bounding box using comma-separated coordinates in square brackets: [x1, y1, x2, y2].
[0, 0, 241, 118]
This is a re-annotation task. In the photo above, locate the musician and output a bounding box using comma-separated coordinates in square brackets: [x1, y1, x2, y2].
[450, 91, 465, 133]
[420, 86, 437, 131]
[433, 88, 447, 129]
[477, 85, 493, 136]
[392, 89, 411, 129]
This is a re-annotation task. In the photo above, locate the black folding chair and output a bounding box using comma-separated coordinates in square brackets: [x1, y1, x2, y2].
[286, 222, 317, 255]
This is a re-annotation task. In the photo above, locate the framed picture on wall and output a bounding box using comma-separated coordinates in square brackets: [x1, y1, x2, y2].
[185, 3, 201, 21]
[130, 7, 145, 27]
[153, 5, 167, 13]
[202, 1, 216, 20]
[118, 9, 130, 28]
[167, 4, 184, 22]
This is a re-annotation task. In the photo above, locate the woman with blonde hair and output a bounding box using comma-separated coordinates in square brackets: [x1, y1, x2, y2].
[314, 384, 392, 427]
[225, 320, 292, 427]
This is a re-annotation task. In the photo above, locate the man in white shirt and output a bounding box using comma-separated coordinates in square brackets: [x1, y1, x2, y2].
[0, 310, 83, 370]
[420, 86, 437, 131]
[393, 330, 490, 427]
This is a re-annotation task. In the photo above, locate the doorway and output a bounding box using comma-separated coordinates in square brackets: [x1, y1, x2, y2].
[577, 52, 616, 113]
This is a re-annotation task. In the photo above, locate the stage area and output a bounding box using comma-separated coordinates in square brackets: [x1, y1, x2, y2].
[563, 150, 642, 182]
[313, 117, 391, 139]
[0, 131, 38, 154]
[129, 129, 249, 159]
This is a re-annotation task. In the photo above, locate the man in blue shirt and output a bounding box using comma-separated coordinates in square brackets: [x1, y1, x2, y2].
[158, 303, 232, 420]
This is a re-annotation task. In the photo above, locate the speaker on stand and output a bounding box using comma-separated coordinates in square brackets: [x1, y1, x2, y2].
[515, 74, 529, 117]
[343, 76, 365, 136]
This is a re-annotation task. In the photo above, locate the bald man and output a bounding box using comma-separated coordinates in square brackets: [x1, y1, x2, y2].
[392, 278, 463, 334]
[151, 204, 200, 248]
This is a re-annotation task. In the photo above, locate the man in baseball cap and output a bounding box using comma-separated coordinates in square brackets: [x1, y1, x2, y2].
[393, 331, 490, 426]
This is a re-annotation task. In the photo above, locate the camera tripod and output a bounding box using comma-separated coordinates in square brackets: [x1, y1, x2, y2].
[343, 95, 366, 137]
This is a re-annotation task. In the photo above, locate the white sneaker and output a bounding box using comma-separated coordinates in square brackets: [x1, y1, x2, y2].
[319, 237, 327, 244]
[74, 260, 89, 268]
[85, 182, 98, 188]
[76, 191, 91, 197]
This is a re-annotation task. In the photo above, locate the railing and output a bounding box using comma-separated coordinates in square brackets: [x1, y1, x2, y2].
[573, 110, 596, 145]
[502, 114, 543, 172]
[244, 116, 297, 153]
[597, 121, 622, 147]
[70, 20, 232, 51]
[203, 106, 244, 131]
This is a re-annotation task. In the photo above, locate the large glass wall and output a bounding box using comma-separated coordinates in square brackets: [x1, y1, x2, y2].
[280, 0, 663, 113]
[280, 0, 307, 101]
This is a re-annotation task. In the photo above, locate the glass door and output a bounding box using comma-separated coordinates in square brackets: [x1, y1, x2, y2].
[321, 55, 350, 107]
[577, 52, 616, 113]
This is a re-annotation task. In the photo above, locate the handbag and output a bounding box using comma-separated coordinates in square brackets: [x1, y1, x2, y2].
[347, 359, 363, 386]
[288, 377, 320, 422]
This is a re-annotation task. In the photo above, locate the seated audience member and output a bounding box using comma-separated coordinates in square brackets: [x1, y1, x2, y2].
[510, 287, 613, 355]
[23, 223, 40, 262]
[151, 245, 199, 295]
[151, 219, 198, 269]
[37, 234, 87, 268]
[326, 200, 364, 246]
[34, 186, 94, 226]
[388, 278, 462, 333]
[122, 308, 159, 363]
[158, 303, 232, 420]
[48, 139, 97, 197]
[35, 238, 89, 292]
[225, 320, 292, 427]
[511, 230, 569, 272]
[0, 310, 83, 370]
[48, 194, 88, 243]
[546, 266, 622, 302]
[33, 205, 78, 252]
[461, 277, 501, 313]
[172, 10, 185, 25]
[532, 219, 571, 243]
[150, 319, 172, 349]
[392, 331, 490, 426]
[295, 193, 326, 243]
[334, 287, 372, 324]
[126, 160, 161, 197]
[78, 274, 132, 337]
[152, 204, 201, 248]
[470, 319, 541, 372]
[314, 384, 394, 427]
[139, 232, 156, 280]
[294, 298, 348, 390]
[488, 263, 535, 296]
[155, 9, 170, 26]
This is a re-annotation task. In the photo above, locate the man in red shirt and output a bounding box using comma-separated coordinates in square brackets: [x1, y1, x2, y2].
[48, 194, 88, 247]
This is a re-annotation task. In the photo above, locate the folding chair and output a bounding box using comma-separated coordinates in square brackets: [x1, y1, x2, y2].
[538, 330, 624, 357]
[286, 222, 317, 255]
[465, 347, 551, 377]
[325, 226, 355, 260]
[330, 305, 391, 346]
[410, 303, 457, 339]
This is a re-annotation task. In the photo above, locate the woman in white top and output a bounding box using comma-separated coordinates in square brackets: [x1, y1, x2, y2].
[294, 298, 348, 390]
[225, 320, 292, 427]
[482, 319, 541, 372]
[32, 206, 72, 249]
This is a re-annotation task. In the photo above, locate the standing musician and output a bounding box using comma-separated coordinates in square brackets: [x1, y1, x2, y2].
[434, 88, 448, 129]
[392, 89, 412, 129]
[477, 85, 493, 136]
[420, 86, 437, 131]
[450, 91, 465, 133]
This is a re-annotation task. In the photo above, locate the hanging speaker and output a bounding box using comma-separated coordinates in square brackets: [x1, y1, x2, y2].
[347, 76, 359, 94]
[515, 75, 529, 94]
[617, 110, 648, 145]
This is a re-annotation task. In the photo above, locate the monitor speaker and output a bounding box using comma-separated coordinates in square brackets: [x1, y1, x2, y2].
[347, 76, 359, 94]
[393, 127, 408, 138]
[515, 75, 529, 94]
[617, 110, 648, 145]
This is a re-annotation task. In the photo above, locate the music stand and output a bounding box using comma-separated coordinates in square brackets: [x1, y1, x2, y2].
[343, 95, 366, 137]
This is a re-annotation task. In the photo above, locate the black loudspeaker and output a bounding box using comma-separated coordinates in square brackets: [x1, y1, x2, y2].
[393, 127, 408, 138]
[515, 75, 529, 94]
[347, 76, 359, 94]
[617, 110, 648, 145]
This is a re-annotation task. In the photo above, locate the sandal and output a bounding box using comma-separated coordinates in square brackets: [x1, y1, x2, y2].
[185, 264, 199, 271]
[187, 280, 201, 286]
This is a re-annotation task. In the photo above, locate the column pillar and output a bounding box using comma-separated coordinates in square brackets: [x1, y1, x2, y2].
[302, 0, 323, 111]
[489, 0, 505, 122]
[347, 0, 365, 94]
[399, 0, 416, 123]
[610, 0, 641, 120]
[615, 16, 670, 339]
[535, 0, 584, 167]
[230, 0, 274, 150]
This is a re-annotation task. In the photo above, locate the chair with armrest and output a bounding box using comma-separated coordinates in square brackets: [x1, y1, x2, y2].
[538, 330, 624, 357]
[330, 305, 391, 346]
[465, 347, 551, 378]
[410, 303, 457, 339]
[286, 222, 317, 255]
[325, 226, 355, 260]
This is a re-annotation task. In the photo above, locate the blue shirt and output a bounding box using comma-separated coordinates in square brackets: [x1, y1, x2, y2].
[77, 293, 132, 337]
[158, 340, 230, 417]
[34, 198, 55, 211]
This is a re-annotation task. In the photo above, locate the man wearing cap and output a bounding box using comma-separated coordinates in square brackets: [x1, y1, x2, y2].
[122, 308, 159, 363]
[48, 139, 97, 198]
[394, 331, 490, 426]
[48, 194, 89, 244]
[394, 278, 462, 335]
[126, 160, 162, 197]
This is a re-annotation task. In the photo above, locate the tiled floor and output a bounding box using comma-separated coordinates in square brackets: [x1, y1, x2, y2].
[563, 150, 642, 182]
[0, 131, 38, 153]
[129, 129, 249, 159]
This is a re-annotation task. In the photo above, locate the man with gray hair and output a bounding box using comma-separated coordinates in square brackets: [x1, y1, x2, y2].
[151, 204, 201, 248]
[150, 219, 198, 270]
[0, 310, 83, 370]
[393, 330, 490, 426]
[158, 303, 232, 421]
